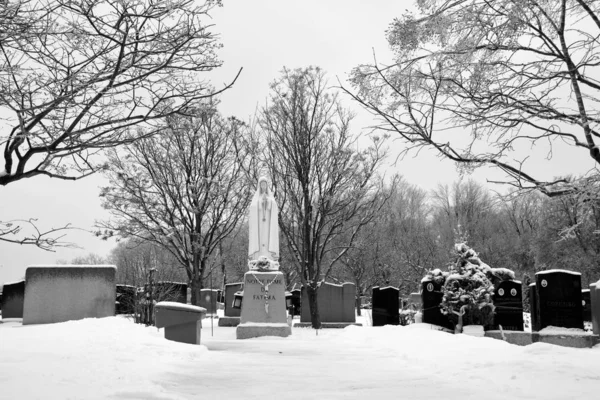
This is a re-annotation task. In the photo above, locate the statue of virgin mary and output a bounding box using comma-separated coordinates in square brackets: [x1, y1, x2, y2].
[248, 176, 279, 263]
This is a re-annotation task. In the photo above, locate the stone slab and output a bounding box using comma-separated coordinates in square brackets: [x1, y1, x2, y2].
[199, 289, 219, 314]
[1, 280, 25, 319]
[224, 282, 243, 317]
[535, 270, 583, 330]
[236, 323, 291, 339]
[485, 330, 599, 348]
[372, 286, 400, 326]
[23, 266, 116, 325]
[591, 282, 599, 335]
[293, 322, 363, 328]
[218, 316, 241, 327]
[300, 282, 356, 323]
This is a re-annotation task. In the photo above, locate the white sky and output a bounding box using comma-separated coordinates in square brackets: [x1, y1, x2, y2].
[0, 0, 597, 285]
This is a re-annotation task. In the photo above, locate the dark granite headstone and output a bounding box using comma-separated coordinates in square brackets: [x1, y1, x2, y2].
[582, 289, 591, 322]
[116, 284, 136, 314]
[591, 282, 599, 335]
[1, 280, 25, 318]
[529, 283, 540, 332]
[290, 289, 301, 316]
[224, 282, 243, 317]
[535, 270, 583, 330]
[492, 280, 523, 331]
[372, 286, 400, 326]
[421, 280, 452, 330]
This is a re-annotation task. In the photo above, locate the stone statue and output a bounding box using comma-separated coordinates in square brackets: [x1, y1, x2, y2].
[248, 176, 279, 270]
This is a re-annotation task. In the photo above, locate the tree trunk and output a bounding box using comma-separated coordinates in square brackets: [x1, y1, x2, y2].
[356, 295, 362, 317]
[190, 275, 203, 306]
[307, 284, 321, 329]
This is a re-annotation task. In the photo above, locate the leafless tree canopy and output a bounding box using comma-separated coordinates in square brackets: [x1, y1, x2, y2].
[346, 0, 600, 196]
[98, 104, 252, 305]
[258, 66, 395, 328]
[0, 0, 233, 186]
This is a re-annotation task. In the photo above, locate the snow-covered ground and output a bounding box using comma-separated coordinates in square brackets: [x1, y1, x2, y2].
[1, 312, 599, 400]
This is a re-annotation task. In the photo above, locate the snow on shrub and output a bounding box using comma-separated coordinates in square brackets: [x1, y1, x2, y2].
[423, 242, 515, 330]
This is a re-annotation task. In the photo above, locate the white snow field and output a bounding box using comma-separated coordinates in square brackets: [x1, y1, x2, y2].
[1, 314, 599, 400]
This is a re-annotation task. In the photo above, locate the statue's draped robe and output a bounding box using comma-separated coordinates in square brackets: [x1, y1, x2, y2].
[248, 189, 279, 260]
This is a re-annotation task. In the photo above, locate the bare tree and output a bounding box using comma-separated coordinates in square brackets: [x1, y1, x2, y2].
[258, 66, 395, 328]
[98, 104, 251, 305]
[346, 0, 600, 196]
[1, 0, 236, 249]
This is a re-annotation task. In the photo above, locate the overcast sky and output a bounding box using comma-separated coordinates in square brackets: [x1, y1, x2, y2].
[0, 0, 596, 285]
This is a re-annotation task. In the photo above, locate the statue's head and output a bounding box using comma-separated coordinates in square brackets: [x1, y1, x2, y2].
[258, 177, 269, 194]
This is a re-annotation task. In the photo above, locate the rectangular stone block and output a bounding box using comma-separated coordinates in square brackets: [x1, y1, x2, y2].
[23, 265, 116, 325]
[591, 282, 600, 335]
[372, 286, 400, 326]
[199, 289, 218, 314]
[421, 280, 453, 330]
[155, 302, 206, 345]
[300, 282, 356, 323]
[1, 280, 25, 319]
[116, 284, 136, 315]
[493, 280, 523, 331]
[239, 271, 287, 324]
[224, 282, 243, 317]
[535, 270, 583, 330]
[290, 289, 301, 316]
[582, 289, 591, 322]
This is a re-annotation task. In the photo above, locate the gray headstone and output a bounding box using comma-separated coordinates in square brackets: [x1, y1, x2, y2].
[300, 282, 356, 323]
[23, 265, 116, 325]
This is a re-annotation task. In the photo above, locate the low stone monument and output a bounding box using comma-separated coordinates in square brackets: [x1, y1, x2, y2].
[421, 279, 453, 330]
[236, 175, 291, 339]
[23, 265, 116, 325]
[591, 281, 600, 335]
[535, 270, 583, 330]
[372, 286, 400, 326]
[199, 289, 219, 315]
[582, 289, 591, 322]
[1, 280, 25, 319]
[492, 280, 524, 331]
[155, 302, 206, 345]
[219, 282, 243, 327]
[298, 282, 358, 327]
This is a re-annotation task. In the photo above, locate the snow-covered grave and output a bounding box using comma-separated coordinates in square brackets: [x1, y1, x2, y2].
[1, 311, 599, 400]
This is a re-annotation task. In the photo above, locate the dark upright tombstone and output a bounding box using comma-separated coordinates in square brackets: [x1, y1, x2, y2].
[492, 280, 523, 331]
[372, 286, 400, 326]
[116, 285, 136, 315]
[199, 289, 218, 314]
[591, 282, 600, 335]
[291, 289, 301, 316]
[535, 270, 583, 330]
[1, 280, 25, 318]
[224, 282, 243, 317]
[421, 280, 452, 330]
[582, 289, 591, 322]
[529, 283, 540, 332]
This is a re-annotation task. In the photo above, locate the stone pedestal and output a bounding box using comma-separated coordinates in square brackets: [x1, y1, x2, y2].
[236, 271, 291, 339]
[155, 302, 206, 345]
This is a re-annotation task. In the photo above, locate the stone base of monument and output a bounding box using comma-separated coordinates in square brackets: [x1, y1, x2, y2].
[236, 271, 291, 339]
[218, 316, 241, 327]
[293, 322, 362, 328]
[485, 330, 600, 348]
[236, 322, 291, 339]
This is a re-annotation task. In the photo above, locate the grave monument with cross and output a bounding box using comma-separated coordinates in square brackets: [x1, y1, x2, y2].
[236, 172, 291, 339]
